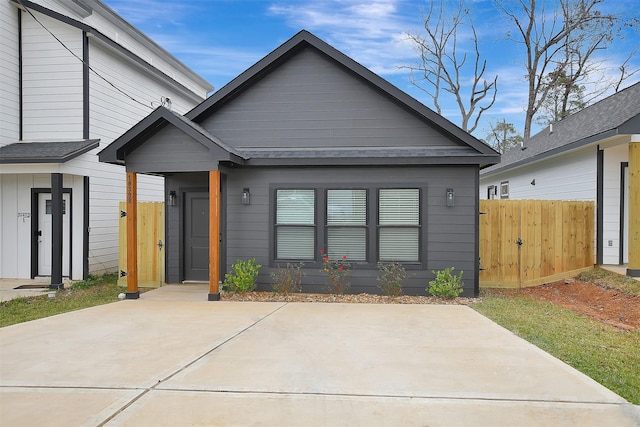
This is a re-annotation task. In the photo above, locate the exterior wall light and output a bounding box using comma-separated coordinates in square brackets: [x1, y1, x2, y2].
[446, 188, 455, 207]
[242, 188, 251, 205]
[168, 190, 177, 207]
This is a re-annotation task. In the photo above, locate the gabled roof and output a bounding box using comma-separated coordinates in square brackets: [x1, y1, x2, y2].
[0, 139, 99, 163]
[100, 30, 500, 170]
[482, 82, 640, 176]
[186, 30, 499, 162]
[98, 106, 244, 165]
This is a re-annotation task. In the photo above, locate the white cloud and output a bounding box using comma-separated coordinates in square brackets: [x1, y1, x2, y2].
[267, 0, 421, 76]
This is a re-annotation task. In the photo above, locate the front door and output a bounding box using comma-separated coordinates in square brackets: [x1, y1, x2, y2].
[38, 192, 70, 277]
[184, 192, 210, 281]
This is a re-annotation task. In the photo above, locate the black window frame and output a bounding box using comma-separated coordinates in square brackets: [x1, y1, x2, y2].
[376, 188, 422, 264]
[273, 188, 317, 261]
[271, 185, 424, 269]
[325, 188, 369, 262]
[500, 181, 509, 199]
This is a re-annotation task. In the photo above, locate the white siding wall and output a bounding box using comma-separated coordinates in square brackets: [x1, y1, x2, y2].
[480, 146, 597, 201]
[601, 144, 629, 264]
[0, 1, 209, 279]
[479, 146, 598, 266]
[21, 11, 83, 140]
[0, 172, 86, 278]
[33, 0, 210, 98]
[0, 1, 20, 147]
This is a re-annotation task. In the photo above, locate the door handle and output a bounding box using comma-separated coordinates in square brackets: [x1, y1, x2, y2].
[38, 230, 42, 236]
[157, 240, 164, 250]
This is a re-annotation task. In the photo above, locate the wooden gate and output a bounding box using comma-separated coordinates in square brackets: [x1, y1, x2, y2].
[118, 202, 165, 287]
[479, 200, 594, 288]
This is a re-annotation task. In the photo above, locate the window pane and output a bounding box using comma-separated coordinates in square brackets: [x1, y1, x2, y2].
[327, 189, 366, 225]
[276, 227, 315, 260]
[379, 189, 419, 225]
[327, 227, 366, 261]
[379, 228, 419, 262]
[277, 190, 315, 224]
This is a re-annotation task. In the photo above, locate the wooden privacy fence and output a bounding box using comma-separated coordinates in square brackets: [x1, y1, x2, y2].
[479, 200, 594, 288]
[118, 202, 165, 288]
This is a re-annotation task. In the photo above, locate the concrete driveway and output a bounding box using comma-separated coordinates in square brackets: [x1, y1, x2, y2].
[1, 285, 638, 426]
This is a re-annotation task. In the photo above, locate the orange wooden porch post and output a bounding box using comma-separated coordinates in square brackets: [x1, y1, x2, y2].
[126, 172, 139, 299]
[208, 170, 221, 300]
[628, 141, 640, 277]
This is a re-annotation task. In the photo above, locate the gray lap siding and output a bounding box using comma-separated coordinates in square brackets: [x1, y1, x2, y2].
[225, 165, 479, 297]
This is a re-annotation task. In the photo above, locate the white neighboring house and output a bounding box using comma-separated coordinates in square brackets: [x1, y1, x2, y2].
[0, 0, 212, 285]
[480, 82, 640, 275]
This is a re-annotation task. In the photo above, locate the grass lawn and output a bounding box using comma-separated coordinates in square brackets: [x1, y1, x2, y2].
[0, 274, 124, 328]
[473, 271, 640, 405]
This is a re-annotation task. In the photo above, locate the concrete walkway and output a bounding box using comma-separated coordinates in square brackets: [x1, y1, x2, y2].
[1, 285, 638, 426]
[0, 277, 54, 301]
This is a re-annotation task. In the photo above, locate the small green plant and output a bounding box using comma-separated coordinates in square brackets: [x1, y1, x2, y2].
[71, 273, 118, 290]
[320, 250, 351, 294]
[223, 258, 262, 293]
[428, 267, 464, 299]
[271, 263, 305, 295]
[377, 262, 407, 297]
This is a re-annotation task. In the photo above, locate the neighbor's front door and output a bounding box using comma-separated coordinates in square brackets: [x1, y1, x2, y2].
[37, 192, 70, 277]
[184, 192, 210, 281]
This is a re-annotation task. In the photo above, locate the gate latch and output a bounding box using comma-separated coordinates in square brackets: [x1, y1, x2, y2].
[157, 240, 164, 250]
[516, 237, 523, 246]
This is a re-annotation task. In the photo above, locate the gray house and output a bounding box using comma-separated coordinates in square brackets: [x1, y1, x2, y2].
[99, 30, 499, 299]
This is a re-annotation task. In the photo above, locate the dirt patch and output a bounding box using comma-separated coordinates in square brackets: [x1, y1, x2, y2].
[222, 280, 640, 331]
[520, 280, 640, 331]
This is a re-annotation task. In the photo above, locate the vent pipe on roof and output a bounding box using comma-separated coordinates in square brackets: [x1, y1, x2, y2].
[549, 123, 553, 134]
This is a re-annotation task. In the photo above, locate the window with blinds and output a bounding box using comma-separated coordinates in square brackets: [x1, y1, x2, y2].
[326, 189, 367, 261]
[275, 189, 315, 260]
[274, 187, 422, 264]
[378, 189, 420, 262]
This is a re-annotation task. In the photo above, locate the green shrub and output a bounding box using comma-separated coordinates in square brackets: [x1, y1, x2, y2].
[271, 263, 304, 294]
[428, 267, 464, 299]
[320, 250, 351, 294]
[377, 262, 407, 297]
[223, 258, 262, 293]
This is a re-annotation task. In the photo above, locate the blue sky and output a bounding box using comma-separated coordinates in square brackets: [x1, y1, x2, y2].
[102, 0, 639, 139]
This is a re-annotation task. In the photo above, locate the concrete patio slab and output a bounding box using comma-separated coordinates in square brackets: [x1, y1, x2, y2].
[0, 277, 54, 301]
[1, 285, 638, 426]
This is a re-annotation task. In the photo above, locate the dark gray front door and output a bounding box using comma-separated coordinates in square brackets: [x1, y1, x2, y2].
[184, 192, 209, 281]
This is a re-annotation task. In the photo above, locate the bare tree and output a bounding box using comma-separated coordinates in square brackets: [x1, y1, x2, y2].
[614, 47, 640, 93]
[535, 69, 587, 126]
[405, 0, 497, 134]
[484, 119, 523, 153]
[496, 0, 628, 138]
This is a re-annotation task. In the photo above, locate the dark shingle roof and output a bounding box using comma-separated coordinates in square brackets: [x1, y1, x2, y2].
[482, 82, 640, 176]
[98, 106, 244, 164]
[101, 30, 500, 169]
[0, 139, 100, 163]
